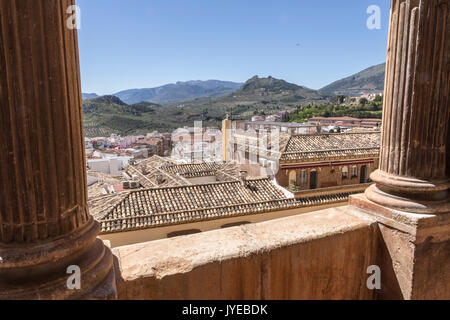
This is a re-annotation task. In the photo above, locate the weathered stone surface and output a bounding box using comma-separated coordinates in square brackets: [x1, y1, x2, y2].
[0, 0, 116, 299]
[113, 208, 378, 300]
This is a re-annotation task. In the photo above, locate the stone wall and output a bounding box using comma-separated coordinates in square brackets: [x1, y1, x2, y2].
[112, 207, 379, 300]
[277, 160, 379, 190]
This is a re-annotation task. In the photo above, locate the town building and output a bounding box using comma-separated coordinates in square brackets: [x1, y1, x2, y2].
[146, 131, 173, 155]
[87, 158, 123, 177]
[237, 120, 319, 135]
[277, 132, 379, 190]
[224, 120, 381, 194]
[171, 126, 223, 163]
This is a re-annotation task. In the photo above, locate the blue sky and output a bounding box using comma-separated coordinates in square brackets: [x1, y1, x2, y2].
[77, 0, 390, 95]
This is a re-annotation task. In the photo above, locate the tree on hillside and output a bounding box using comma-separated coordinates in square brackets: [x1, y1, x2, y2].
[336, 95, 347, 104]
[359, 98, 369, 105]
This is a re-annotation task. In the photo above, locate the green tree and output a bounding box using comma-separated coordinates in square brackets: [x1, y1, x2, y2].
[336, 95, 347, 104]
[374, 94, 383, 102]
[359, 98, 369, 105]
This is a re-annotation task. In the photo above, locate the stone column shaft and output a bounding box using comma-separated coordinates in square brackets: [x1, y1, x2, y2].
[381, 0, 449, 179]
[0, 0, 116, 299]
[367, 0, 450, 213]
[350, 0, 450, 300]
[0, 0, 89, 244]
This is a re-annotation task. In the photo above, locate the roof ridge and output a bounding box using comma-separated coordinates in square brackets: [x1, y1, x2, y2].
[290, 131, 381, 137]
[131, 177, 272, 191]
[282, 146, 380, 154]
[103, 198, 301, 222]
[99, 191, 360, 234]
[164, 162, 222, 168]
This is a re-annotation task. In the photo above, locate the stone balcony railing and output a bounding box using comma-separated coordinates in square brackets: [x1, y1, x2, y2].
[112, 206, 380, 300]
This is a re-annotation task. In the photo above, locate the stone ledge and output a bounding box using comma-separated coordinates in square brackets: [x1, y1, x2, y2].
[349, 194, 450, 242]
[112, 206, 379, 299]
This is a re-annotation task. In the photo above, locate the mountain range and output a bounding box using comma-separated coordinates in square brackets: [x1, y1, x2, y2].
[82, 75, 332, 136]
[83, 63, 386, 104]
[82, 63, 387, 136]
[113, 80, 242, 104]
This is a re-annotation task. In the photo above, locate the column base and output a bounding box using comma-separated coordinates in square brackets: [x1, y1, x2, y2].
[349, 193, 450, 299]
[367, 171, 450, 214]
[0, 218, 117, 300]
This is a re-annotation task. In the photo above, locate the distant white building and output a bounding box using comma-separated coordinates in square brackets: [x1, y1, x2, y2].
[84, 137, 93, 149]
[87, 158, 122, 177]
[171, 125, 223, 163]
[251, 115, 265, 122]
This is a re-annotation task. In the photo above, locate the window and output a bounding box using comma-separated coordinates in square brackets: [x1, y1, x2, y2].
[352, 166, 358, 178]
[342, 166, 349, 179]
[300, 170, 308, 184]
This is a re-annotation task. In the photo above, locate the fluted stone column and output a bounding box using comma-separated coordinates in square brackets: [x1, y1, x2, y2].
[350, 0, 449, 299]
[0, 0, 116, 299]
[366, 0, 450, 213]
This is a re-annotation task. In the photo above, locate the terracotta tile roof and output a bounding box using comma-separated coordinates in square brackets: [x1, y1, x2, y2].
[233, 132, 380, 162]
[280, 132, 380, 161]
[96, 179, 361, 234]
[162, 162, 240, 180]
[87, 183, 109, 199]
[124, 156, 186, 188]
[345, 128, 380, 134]
[163, 162, 221, 175]
[87, 171, 123, 199]
[98, 178, 283, 232]
[281, 147, 381, 161]
[233, 132, 291, 161]
[284, 132, 380, 152]
[125, 156, 240, 187]
[88, 192, 131, 220]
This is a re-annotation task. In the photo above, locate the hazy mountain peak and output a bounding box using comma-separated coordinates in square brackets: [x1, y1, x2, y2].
[86, 95, 127, 106]
[320, 63, 386, 96]
[238, 75, 305, 93]
[82, 92, 99, 100]
[113, 80, 243, 104]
